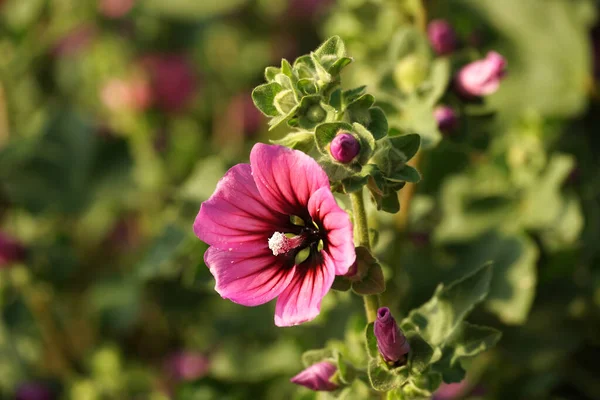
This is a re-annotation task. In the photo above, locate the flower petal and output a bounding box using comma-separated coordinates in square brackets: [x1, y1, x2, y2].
[274, 252, 335, 326]
[205, 246, 296, 306]
[194, 163, 289, 252]
[250, 143, 329, 218]
[308, 187, 355, 275]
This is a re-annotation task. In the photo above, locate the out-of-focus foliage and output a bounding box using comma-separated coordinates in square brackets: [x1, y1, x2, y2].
[0, 0, 599, 399]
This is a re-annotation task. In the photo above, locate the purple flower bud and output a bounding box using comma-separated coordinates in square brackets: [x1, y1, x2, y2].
[0, 232, 25, 268]
[164, 351, 209, 382]
[15, 382, 53, 400]
[455, 51, 507, 97]
[330, 133, 360, 163]
[373, 307, 410, 363]
[427, 20, 457, 56]
[434, 105, 458, 134]
[290, 361, 338, 391]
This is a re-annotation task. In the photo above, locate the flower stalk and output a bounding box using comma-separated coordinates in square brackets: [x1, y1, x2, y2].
[350, 190, 379, 322]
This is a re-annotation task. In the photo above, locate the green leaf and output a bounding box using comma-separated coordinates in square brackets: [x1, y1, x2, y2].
[432, 322, 501, 383]
[273, 89, 298, 115]
[264, 66, 280, 82]
[301, 348, 336, 368]
[343, 86, 367, 106]
[365, 322, 379, 359]
[368, 360, 410, 392]
[352, 259, 386, 295]
[368, 107, 389, 140]
[446, 322, 501, 366]
[252, 82, 283, 117]
[135, 225, 187, 281]
[297, 78, 318, 95]
[386, 165, 421, 184]
[270, 131, 315, 153]
[352, 123, 376, 165]
[423, 59, 450, 107]
[314, 35, 347, 60]
[402, 264, 493, 346]
[346, 94, 376, 126]
[331, 276, 352, 292]
[406, 332, 435, 374]
[380, 191, 401, 214]
[389, 134, 421, 161]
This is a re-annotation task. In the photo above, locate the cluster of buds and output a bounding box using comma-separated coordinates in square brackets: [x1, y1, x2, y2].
[424, 19, 507, 135]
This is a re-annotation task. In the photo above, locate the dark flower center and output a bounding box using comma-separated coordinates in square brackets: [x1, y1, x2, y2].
[268, 221, 323, 265]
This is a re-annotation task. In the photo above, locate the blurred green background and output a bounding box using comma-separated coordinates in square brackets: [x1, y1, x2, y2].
[1, 0, 600, 399]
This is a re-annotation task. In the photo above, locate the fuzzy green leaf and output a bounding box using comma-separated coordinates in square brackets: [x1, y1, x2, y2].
[368, 107, 389, 140]
[402, 264, 493, 347]
[389, 134, 421, 161]
[270, 131, 314, 153]
[252, 82, 283, 117]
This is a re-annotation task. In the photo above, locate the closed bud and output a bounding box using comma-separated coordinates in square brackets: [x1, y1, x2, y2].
[290, 361, 338, 391]
[306, 104, 327, 123]
[427, 20, 457, 55]
[373, 307, 410, 363]
[0, 232, 25, 268]
[455, 51, 507, 97]
[434, 105, 458, 134]
[330, 133, 360, 163]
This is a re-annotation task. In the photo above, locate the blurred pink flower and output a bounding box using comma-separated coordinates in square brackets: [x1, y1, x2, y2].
[164, 351, 209, 382]
[433, 381, 470, 400]
[15, 382, 52, 400]
[194, 144, 355, 326]
[455, 51, 507, 97]
[427, 19, 458, 55]
[0, 232, 25, 268]
[142, 55, 197, 113]
[52, 25, 96, 57]
[100, 76, 153, 112]
[98, 0, 135, 18]
[288, 0, 334, 19]
[291, 361, 338, 391]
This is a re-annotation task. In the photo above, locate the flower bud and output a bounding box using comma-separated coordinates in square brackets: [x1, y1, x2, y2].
[142, 54, 197, 113]
[373, 307, 410, 363]
[434, 105, 458, 134]
[15, 382, 52, 400]
[427, 20, 457, 55]
[164, 351, 210, 382]
[455, 51, 507, 97]
[290, 361, 338, 391]
[330, 133, 360, 163]
[0, 232, 25, 268]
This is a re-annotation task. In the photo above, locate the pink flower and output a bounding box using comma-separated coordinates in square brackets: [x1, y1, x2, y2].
[0, 232, 25, 268]
[52, 25, 95, 57]
[98, 0, 135, 18]
[455, 51, 507, 97]
[100, 77, 152, 112]
[164, 351, 209, 382]
[291, 361, 338, 391]
[194, 144, 355, 327]
[427, 19, 457, 55]
[142, 54, 197, 113]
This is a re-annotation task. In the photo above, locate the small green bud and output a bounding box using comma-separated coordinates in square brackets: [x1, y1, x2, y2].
[306, 104, 327, 123]
[393, 55, 428, 93]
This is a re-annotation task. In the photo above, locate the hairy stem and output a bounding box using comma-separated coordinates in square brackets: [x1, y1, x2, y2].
[350, 190, 379, 322]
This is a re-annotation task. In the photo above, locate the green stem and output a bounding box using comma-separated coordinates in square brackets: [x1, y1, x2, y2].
[350, 190, 379, 323]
